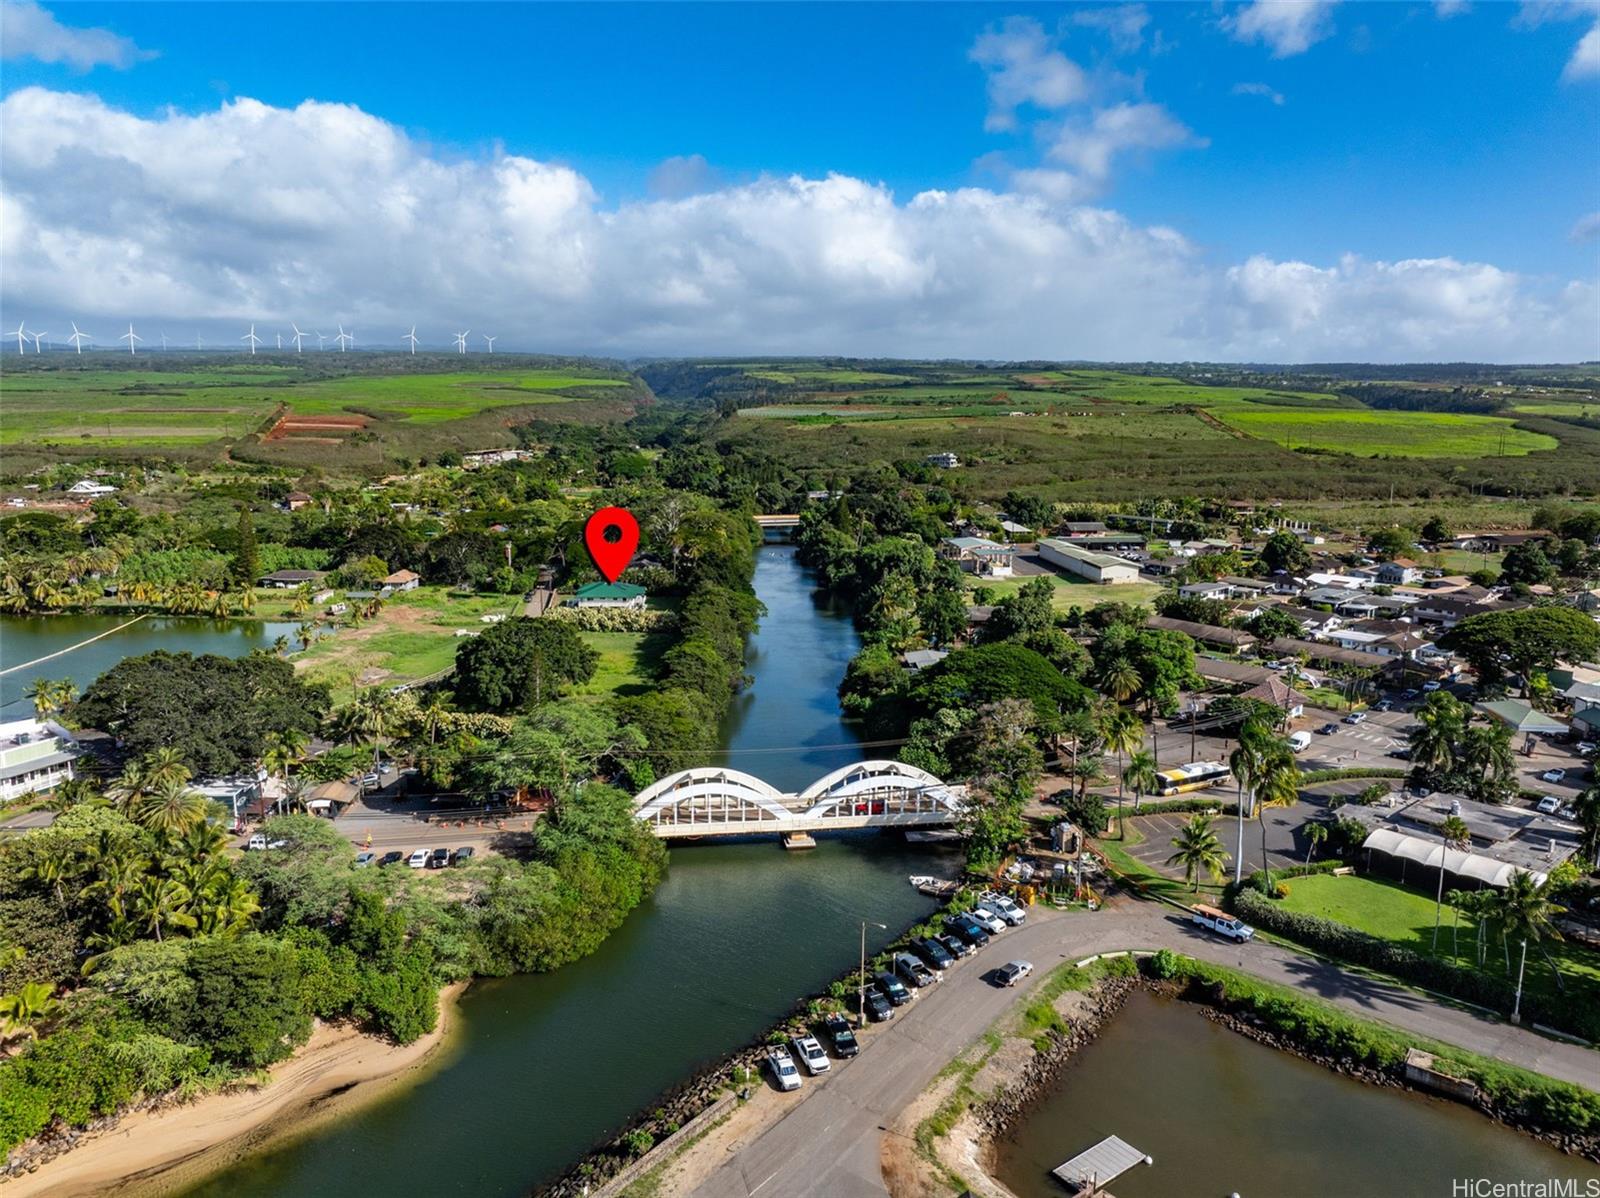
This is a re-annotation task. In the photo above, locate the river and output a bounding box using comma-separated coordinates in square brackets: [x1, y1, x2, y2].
[178, 543, 953, 1197]
[0, 613, 308, 718]
[993, 989, 1600, 1198]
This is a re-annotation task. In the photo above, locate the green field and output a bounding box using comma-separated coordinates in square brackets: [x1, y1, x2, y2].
[572, 630, 671, 700]
[970, 570, 1163, 613]
[1277, 873, 1600, 1008]
[1217, 407, 1557, 458]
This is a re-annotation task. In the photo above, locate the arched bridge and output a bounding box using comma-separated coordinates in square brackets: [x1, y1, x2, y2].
[633, 760, 967, 839]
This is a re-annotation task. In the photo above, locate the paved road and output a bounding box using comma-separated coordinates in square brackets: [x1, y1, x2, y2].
[694, 899, 1598, 1198]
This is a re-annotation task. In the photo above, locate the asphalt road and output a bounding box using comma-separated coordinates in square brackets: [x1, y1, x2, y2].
[693, 898, 1599, 1198]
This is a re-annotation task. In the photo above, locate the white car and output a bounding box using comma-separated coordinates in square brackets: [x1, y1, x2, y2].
[968, 907, 1007, 934]
[791, 1035, 830, 1075]
[407, 848, 430, 868]
[245, 834, 286, 851]
[1540, 768, 1566, 784]
[979, 891, 1026, 925]
[1536, 796, 1561, 815]
[767, 1046, 802, 1091]
[1577, 741, 1596, 755]
[1422, 681, 1443, 692]
[361, 771, 382, 787]
[995, 960, 1033, 987]
[1344, 711, 1368, 725]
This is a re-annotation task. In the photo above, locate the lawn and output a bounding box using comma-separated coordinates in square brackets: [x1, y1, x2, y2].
[1217, 407, 1557, 459]
[572, 630, 671, 700]
[1276, 873, 1600, 1008]
[969, 571, 1163, 613]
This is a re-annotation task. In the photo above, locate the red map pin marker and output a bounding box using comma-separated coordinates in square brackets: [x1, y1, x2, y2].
[584, 506, 640, 583]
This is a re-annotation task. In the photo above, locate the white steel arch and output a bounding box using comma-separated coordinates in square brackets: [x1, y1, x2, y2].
[634, 766, 793, 828]
[797, 759, 961, 821]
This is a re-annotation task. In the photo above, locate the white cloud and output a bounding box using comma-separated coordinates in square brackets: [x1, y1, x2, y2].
[1572, 211, 1600, 241]
[1231, 81, 1286, 105]
[1227, 1, 1339, 57]
[1434, 0, 1470, 16]
[969, 17, 1089, 132]
[1564, 20, 1600, 78]
[1, 87, 1593, 363]
[1047, 102, 1206, 182]
[1071, 5, 1151, 53]
[0, 0, 153, 70]
[648, 154, 720, 199]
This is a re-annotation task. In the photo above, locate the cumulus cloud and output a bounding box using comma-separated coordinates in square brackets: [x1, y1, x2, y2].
[1, 88, 1593, 362]
[1227, 1, 1339, 57]
[1572, 211, 1600, 241]
[0, 0, 153, 70]
[1231, 81, 1286, 105]
[1047, 102, 1206, 183]
[1564, 21, 1600, 78]
[969, 17, 1089, 131]
[1071, 5, 1151, 53]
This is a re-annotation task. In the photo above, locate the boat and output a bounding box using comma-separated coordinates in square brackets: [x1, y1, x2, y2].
[904, 828, 961, 844]
[909, 875, 960, 897]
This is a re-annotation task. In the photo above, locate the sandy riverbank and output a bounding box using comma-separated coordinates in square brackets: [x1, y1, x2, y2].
[4, 982, 468, 1198]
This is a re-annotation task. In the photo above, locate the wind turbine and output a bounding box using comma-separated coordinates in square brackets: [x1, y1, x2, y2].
[30, 330, 48, 354]
[315, 331, 327, 351]
[160, 332, 169, 352]
[290, 324, 306, 352]
[453, 330, 469, 354]
[403, 326, 418, 354]
[242, 324, 263, 355]
[121, 323, 143, 356]
[275, 332, 282, 350]
[482, 334, 495, 354]
[333, 324, 353, 352]
[68, 322, 91, 354]
[12, 321, 26, 354]
[196, 334, 204, 350]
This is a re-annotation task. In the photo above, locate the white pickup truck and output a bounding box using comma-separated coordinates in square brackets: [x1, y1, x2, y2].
[1191, 904, 1255, 942]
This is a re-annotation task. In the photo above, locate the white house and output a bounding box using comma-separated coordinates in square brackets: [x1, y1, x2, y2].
[940, 537, 1015, 577]
[0, 719, 78, 803]
[571, 582, 647, 609]
[924, 452, 960, 469]
[66, 480, 117, 497]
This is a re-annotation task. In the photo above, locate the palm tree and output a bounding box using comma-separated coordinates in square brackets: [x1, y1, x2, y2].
[1253, 741, 1301, 893]
[1228, 718, 1270, 884]
[25, 677, 66, 720]
[134, 779, 209, 838]
[260, 729, 308, 814]
[130, 875, 197, 943]
[1461, 723, 1514, 796]
[1432, 814, 1472, 951]
[1571, 785, 1600, 870]
[0, 982, 62, 1043]
[290, 586, 312, 618]
[343, 688, 398, 768]
[1166, 814, 1229, 891]
[141, 747, 192, 789]
[1303, 821, 1328, 865]
[1122, 749, 1159, 815]
[296, 622, 316, 651]
[1058, 707, 1098, 785]
[1097, 705, 1143, 838]
[193, 876, 260, 937]
[1490, 870, 1563, 1020]
[1411, 693, 1464, 776]
[107, 760, 153, 816]
[1097, 657, 1141, 705]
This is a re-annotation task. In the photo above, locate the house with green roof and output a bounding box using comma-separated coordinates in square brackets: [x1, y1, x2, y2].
[1473, 699, 1567, 736]
[571, 581, 646, 609]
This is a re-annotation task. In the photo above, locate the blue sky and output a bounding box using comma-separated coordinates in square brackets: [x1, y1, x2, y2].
[1, 1, 1596, 360]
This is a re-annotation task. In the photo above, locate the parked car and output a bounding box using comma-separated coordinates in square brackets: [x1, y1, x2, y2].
[936, 932, 973, 960]
[1422, 680, 1444, 692]
[1374, 700, 1394, 713]
[1318, 722, 1339, 735]
[1344, 712, 1368, 725]
[452, 846, 475, 865]
[427, 847, 451, 869]
[767, 1046, 802, 1091]
[379, 850, 405, 867]
[1559, 805, 1579, 821]
[821, 1013, 859, 1058]
[1577, 741, 1597, 755]
[1541, 768, 1567, 784]
[1388, 747, 1412, 760]
[1536, 796, 1562, 815]
[968, 906, 1007, 935]
[994, 960, 1033, 987]
[245, 834, 286, 851]
[874, 971, 912, 1007]
[1191, 903, 1254, 942]
[361, 772, 382, 788]
[353, 851, 376, 868]
[894, 953, 936, 988]
[791, 1035, 830, 1075]
[1399, 688, 1420, 700]
[978, 891, 1026, 925]
[943, 914, 989, 948]
[912, 936, 955, 970]
[1287, 731, 1312, 753]
[407, 848, 430, 868]
[862, 989, 893, 1022]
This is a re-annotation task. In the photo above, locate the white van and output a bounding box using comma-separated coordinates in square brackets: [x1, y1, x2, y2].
[1287, 731, 1312, 753]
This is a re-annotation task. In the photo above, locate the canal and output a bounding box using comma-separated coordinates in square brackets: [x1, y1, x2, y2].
[179, 543, 953, 1197]
[993, 989, 1600, 1198]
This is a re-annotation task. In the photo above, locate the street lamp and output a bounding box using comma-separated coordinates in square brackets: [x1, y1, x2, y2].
[859, 920, 887, 1027]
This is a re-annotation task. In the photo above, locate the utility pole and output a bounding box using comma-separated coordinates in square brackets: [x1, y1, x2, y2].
[859, 919, 885, 1027]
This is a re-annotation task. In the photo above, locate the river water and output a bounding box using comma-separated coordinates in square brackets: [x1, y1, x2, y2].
[178, 543, 952, 1198]
[0, 613, 307, 718]
[993, 989, 1600, 1198]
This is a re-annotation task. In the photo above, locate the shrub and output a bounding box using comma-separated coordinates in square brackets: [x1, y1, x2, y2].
[621, 1127, 655, 1157]
[1298, 767, 1408, 784]
[1148, 948, 1183, 979]
[546, 606, 676, 633]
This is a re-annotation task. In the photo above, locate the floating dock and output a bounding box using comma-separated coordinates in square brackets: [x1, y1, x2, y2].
[1052, 1134, 1152, 1195]
[781, 833, 817, 850]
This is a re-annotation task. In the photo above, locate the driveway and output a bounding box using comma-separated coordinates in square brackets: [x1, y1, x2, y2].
[694, 900, 1598, 1198]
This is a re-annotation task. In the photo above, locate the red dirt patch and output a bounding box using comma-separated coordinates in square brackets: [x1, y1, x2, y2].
[266, 412, 369, 440]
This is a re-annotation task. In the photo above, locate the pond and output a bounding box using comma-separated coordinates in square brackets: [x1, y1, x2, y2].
[992, 989, 1600, 1198]
[179, 543, 955, 1197]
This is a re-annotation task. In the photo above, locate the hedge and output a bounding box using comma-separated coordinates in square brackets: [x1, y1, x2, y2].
[1298, 767, 1408, 784]
[545, 606, 677, 633]
[1230, 889, 1599, 1042]
[1127, 797, 1229, 817]
[1145, 950, 1600, 1135]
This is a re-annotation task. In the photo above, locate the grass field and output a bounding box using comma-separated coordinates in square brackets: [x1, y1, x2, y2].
[572, 630, 671, 700]
[970, 571, 1163, 612]
[1276, 873, 1600, 1008]
[1217, 407, 1558, 458]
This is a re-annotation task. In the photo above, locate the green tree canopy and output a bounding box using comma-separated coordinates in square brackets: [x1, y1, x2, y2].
[453, 618, 600, 712]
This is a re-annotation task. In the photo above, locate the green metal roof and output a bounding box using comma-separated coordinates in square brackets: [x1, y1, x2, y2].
[573, 581, 646, 600]
[1474, 699, 1567, 734]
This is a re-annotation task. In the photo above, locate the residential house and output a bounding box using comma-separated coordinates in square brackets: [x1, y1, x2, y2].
[1058, 521, 1109, 537]
[1145, 615, 1257, 654]
[462, 448, 534, 468]
[901, 649, 949, 672]
[0, 719, 77, 803]
[939, 537, 1015, 577]
[259, 569, 324, 588]
[1375, 559, 1422, 586]
[381, 569, 421, 593]
[924, 452, 960, 469]
[571, 581, 647, 609]
[1239, 676, 1306, 722]
[284, 491, 313, 511]
[1178, 581, 1233, 602]
[66, 479, 117, 497]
